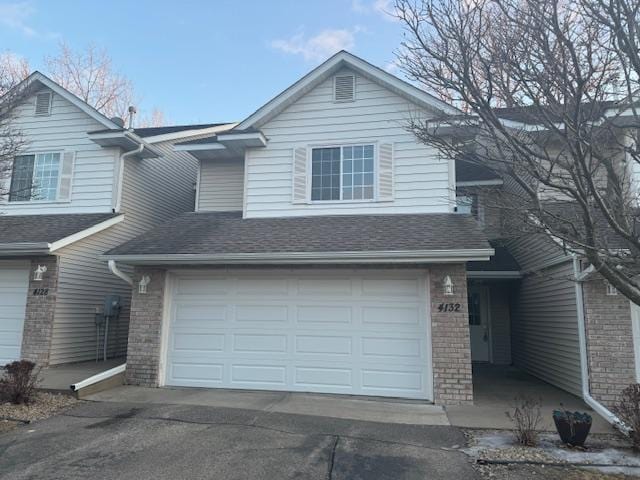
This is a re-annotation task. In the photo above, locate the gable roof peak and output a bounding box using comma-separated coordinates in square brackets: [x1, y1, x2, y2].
[237, 50, 460, 130]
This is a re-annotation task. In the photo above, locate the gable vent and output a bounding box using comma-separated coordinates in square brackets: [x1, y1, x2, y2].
[334, 75, 355, 102]
[35, 91, 52, 116]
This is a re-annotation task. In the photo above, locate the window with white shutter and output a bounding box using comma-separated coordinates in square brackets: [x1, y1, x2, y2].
[34, 91, 52, 116]
[7, 151, 74, 202]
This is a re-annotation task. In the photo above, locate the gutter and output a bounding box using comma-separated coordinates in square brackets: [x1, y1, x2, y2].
[101, 248, 495, 265]
[108, 260, 133, 286]
[572, 257, 629, 433]
[0, 242, 50, 256]
[114, 143, 145, 213]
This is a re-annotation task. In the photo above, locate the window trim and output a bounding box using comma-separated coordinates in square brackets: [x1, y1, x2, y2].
[8, 150, 66, 204]
[308, 142, 378, 204]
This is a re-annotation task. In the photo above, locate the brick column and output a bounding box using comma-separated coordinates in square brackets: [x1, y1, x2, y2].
[125, 267, 166, 386]
[21, 256, 59, 366]
[583, 277, 636, 408]
[430, 264, 473, 405]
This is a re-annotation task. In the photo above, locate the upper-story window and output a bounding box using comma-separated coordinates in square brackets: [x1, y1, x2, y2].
[9, 152, 61, 202]
[311, 144, 374, 201]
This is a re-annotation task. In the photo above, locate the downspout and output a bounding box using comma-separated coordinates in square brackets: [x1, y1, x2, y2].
[114, 143, 144, 213]
[573, 256, 629, 432]
[108, 260, 133, 287]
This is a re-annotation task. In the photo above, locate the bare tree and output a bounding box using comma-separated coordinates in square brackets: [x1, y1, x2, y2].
[0, 52, 30, 199]
[395, 0, 640, 304]
[137, 107, 166, 128]
[45, 42, 136, 120]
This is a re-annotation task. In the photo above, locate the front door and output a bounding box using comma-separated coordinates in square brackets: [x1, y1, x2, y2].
[468, 286, 490, 362]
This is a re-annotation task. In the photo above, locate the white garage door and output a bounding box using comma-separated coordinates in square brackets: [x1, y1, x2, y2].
[0, 261, 29, 365]
[165, 270, 432, 400]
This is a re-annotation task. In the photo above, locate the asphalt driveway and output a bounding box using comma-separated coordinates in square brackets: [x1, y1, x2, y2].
[0, 401, 477, 479]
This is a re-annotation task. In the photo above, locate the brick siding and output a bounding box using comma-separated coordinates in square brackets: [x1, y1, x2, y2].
[430, 264, 473, 405]
[125, 268, 166, 386]
[583, 276, 636, 408]
[21, 256, 59, 366]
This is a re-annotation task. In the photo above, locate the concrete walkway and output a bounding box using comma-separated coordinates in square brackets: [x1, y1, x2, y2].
[39, 358, 124, 391]
[87, 386, 450, 426]
[446, 365, 615, 434]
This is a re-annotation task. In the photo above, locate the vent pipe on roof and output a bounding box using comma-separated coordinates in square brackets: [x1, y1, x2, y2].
[127, 105, 137, 130]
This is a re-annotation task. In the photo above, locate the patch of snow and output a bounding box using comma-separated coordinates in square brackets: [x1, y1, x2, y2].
[465, 430, 640, 476]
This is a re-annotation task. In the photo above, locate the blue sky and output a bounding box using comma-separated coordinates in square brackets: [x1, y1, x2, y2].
[0, 0, 405, 124]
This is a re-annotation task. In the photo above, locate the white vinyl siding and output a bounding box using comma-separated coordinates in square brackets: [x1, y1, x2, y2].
[197, 159, 244, 212]
[512, 261, 582, 396]
[243, 68, 452, 218]
[49, 139, 198, 364]
[0, 261, 29, 364]
[164, 269, 432, 400]
[0, 89, 118, 215]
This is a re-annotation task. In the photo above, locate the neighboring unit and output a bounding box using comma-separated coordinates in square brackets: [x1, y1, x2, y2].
[0, 72, 234, 366]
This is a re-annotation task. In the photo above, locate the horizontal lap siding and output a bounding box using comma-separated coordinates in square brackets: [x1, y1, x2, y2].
[244, 69, 452, 218]
[49, 140, 198, 364]
[198, 159, 244, 211]
[512, 261, 582, 396]
[0, 89, 117, 215]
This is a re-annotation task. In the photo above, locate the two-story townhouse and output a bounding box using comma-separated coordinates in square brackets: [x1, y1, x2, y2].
[104, 51, 494, 406]
[0, 72, 234, 367]
[454, 107, 640, 413]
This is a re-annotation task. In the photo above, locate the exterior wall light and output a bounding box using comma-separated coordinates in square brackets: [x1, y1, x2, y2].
[138, 275, 151, 294]
[443, 275, 454, 296]
[33, 265, 47, 281]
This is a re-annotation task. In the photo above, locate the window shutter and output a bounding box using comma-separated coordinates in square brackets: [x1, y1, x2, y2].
[57, 151, 75, 202]
[35, 92, 52, 116]
[377, 143, 394, 201]
[292, 147, 308, 204]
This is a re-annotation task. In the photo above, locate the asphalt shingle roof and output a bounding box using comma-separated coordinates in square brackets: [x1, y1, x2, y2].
[456, 159, 501, 183]
[106, 211, 490, 256]
[0, 213, 118, 244]
[467, 242, 520, 271]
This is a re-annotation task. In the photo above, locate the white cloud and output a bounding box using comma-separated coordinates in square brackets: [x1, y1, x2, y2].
[271, 28, 358, 62]
[384, 60, 401, 75]
[351, 0, 398, 21]
[0, 2, 37, 36]
[0, 2, 58, 39]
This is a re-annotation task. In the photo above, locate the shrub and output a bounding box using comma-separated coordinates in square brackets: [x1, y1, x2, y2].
[0, 360, 41, 405]
[505, 396, 542, 446]
[613, 384, 640, 451]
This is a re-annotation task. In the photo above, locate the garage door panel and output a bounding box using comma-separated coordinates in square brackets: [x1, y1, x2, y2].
[361, 336, 423, 359]
[175, 277, 229, 295]
[174, 303, 226, 324]
[295, 366, 353, 388]
[362, 278, 421, 297]
[296, 305, 352, 325]
[166, 270, 431, 400]
[173, 333, 225, 352]
[235, 305, 288, 323]
[233, 334, 288, 353]
[361, 368, 424, 393]
[171, 363, 224, 383]
[362, 305, 421, 326]
[236, 278, 289, 295]
[231, 364, 287, 385]
[295, 335, 352, 355]
[297, 278, 353, 296]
